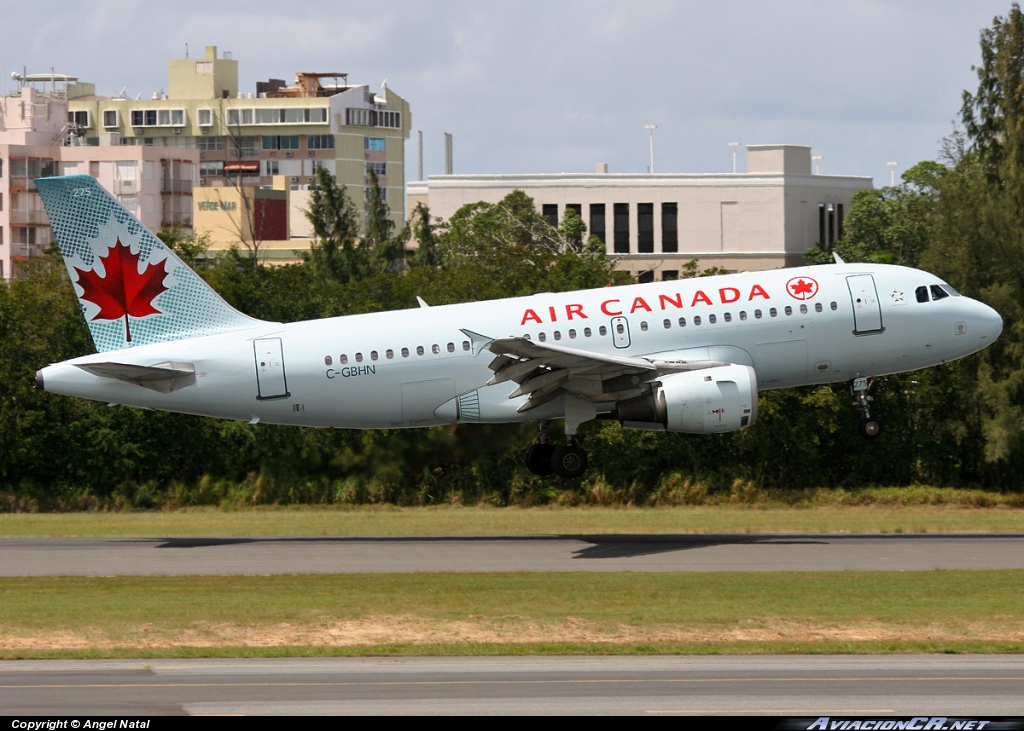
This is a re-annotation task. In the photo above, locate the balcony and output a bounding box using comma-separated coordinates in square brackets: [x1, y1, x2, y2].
[9, 210, 49, 225]
[12, 243, 45, 258]
[162, 179, 194, 195]
[113, 179, 138, 195]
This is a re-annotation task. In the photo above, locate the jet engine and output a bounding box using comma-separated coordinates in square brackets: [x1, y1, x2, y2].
[615, 364, 758, 433]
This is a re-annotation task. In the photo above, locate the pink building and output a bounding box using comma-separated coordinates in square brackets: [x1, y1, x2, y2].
[0, 81, 198, 279]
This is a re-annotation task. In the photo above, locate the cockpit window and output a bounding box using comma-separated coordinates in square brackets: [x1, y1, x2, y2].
[915, 286, 929, 303]
[940, 284, 960, 297]
[930, 284, 950, 301]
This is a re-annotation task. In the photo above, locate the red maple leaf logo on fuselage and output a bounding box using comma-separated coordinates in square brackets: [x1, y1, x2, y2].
[74, 238, 169, 343]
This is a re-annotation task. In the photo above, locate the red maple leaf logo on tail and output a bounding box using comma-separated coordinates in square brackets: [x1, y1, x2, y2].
[74, 238, 169, 343]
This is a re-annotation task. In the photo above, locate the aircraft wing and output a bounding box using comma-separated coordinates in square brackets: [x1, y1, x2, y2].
[473, 333, 726, 413]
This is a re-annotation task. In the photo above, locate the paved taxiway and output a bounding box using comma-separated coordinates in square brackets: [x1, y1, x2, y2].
[3, 655, 1022, 715]
[2, 534, 1023, 575]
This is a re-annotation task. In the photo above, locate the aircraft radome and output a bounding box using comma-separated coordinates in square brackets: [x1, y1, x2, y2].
[33, 175, 1003, 478]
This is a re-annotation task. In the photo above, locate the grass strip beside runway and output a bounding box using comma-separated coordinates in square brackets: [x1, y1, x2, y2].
[0, 570, 1021, 658]
[1, 502, 1022, 538]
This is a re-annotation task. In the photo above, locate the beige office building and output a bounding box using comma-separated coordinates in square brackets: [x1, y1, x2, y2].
[408, 145, 872, 278]
[69, 46, 411, 243]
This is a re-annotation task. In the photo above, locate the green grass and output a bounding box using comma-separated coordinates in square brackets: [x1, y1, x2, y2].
[0, 501, 1021, 538]
[0, 571, 1021, 658]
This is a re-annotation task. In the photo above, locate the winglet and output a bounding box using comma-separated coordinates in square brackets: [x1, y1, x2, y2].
[416, 296, 430, 308]
[459, 328, 495, 356]
[833, 252, 846, 264]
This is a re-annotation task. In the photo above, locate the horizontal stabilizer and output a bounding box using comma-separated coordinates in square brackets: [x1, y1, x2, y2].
[76, 361, 196, 394]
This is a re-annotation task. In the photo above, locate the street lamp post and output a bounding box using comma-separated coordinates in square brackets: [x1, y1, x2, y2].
[645, 124, 657, 173]
[887, 161, 898, 187]
[728, 141, 741, 173]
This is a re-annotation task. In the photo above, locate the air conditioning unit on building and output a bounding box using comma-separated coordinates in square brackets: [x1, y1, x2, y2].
[284, 151, 294, 158]
[201, 127, 210, 134]
[308, 151, 315, 157]
[172, 127, 181, 134]
[289, 176, 299, 183]
[199, 178, 205, 185]
[199, 152, 205, 159]
[133, 127, 144, 135]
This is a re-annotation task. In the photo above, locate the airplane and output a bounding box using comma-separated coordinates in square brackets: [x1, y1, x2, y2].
[33, 174, 1003, 478]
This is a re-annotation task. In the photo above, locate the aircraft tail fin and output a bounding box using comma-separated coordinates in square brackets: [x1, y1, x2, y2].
[36, 175, 266, 352]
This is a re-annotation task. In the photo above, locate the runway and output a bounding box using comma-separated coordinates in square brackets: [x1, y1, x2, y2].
[2, 534, 1023, 575]
[2, 655, 1022, 715]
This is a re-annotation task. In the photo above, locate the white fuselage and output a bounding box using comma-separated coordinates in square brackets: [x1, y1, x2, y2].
[38, 263, 1003, 429]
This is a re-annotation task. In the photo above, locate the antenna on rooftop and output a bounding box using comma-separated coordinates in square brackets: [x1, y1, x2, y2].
[185, 43, 189, 59]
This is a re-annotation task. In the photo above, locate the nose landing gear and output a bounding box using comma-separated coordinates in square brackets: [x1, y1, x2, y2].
[852, 377, 882, 439]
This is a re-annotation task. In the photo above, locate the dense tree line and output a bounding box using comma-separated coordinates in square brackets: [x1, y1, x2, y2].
[4, 7, 1024, 507]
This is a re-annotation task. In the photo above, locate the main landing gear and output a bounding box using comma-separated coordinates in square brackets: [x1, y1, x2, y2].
[524, 420, 589, 478]
[852, 377, 882, 439]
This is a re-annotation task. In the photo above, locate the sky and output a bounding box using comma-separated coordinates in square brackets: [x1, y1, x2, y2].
[2, 0, 1018, 186]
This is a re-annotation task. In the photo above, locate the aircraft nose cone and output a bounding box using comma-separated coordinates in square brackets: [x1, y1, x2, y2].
[980, 302, 1003, 342]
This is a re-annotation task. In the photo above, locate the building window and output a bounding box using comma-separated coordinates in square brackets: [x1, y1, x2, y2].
[102, 110, 119, 128]
[129, 109, 186, 127]
[232, 136, 259, 158]
[366, 162, 387, 177]
[662, 270, 678, 280]
[308, 135, 335, 149]
[542, 204, 558, 227]
[68, 110, 91, 129]
[364, 137, 386, 151]
[196, 61, 213, 75]
[226, 108, 255, 126]
[346, 108, 402, 128]
[197, 108, 214, 126]
[262, 135, 300, 150]
[263, 160, 280, 176]
[661, 202, 678, 253]
[613, 203, 629, 253]
[198, 136, 225, 151]
[638, 203, 654, 253]
[638, 271, 654, 284]
[200, 161, 224, 178]
[590, 203, 606, 243]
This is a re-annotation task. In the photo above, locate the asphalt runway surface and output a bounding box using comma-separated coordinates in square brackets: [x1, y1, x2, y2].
[2, 655, 1022, 715]
[2, 533, 1023, 575]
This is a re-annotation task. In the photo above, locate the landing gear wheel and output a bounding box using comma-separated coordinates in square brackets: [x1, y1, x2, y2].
[859, 417, 882, 439]
[551, 445, 588, 478]
[524, 443, 556, 475]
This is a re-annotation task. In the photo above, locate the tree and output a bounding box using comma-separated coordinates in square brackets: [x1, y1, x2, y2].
[304, 166, 362, 284]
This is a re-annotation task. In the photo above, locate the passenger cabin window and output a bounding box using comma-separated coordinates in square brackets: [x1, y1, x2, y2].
[462, 341, 471, 351]
[340, 354, 349, 364]
[432, 344, 440, 354]
[324, 356, 333, 366]
[663, 319, 671, 329]
[599, 326, 607, 336]
[678, 317, 686, 327]
[401, 347, 410, 358]
[355, 353, 363, 363]
[447, 342, 455, 353]
[386, 349, 394, 359]
[569, 329, 578, 339]
[708, 314, 717, 324]
[724, 312, 732, 323]
[830, 301, 838, 311]
[815, 303, 823, 313]
[640, 321, 649, 331]
[416, 346, 424, 356]
[584, 327, 593, 337]
[693, 316, 702, 326]
[370, 350, 378, 361]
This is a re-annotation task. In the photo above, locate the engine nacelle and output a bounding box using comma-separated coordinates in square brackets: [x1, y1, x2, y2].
[616, 364, 758, 434]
